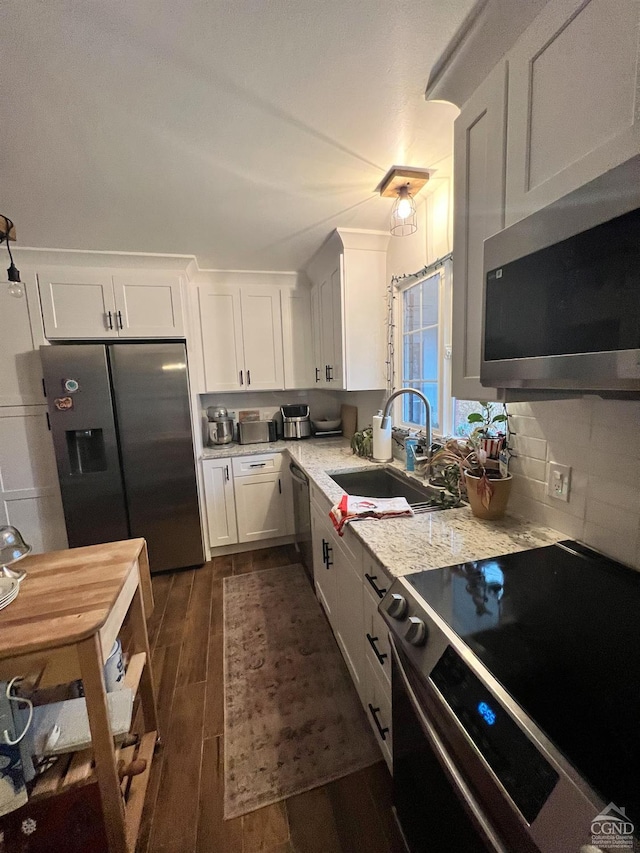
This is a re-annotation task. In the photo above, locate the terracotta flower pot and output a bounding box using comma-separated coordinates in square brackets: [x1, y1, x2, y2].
[464, 471, 513, 520]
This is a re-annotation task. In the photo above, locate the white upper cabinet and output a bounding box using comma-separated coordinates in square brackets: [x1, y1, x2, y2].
[306, 229, 389, 392]
[281, 286, 314, 389]
[112, 272, 184, 337]
[194, 279, 284, 393]
[239, 286, 284, 391]
[38, 266, 184, 339]
[504, 0, 640, 226]
[39, 267, 118, 339]
[0, 278, 46, 406]
[452, 62, 507, 402]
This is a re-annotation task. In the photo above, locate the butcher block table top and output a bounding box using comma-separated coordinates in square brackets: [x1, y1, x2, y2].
[0, 538, 150, 661]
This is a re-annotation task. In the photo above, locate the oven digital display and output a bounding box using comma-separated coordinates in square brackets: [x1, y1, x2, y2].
[431, 646, 559, 824]
[477, 701, 496, 726]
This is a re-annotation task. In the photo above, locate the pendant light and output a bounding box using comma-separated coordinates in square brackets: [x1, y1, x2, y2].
[1, 215, 23, 298]
[376, 166, 431, 238]
[390, 185, 417, 236]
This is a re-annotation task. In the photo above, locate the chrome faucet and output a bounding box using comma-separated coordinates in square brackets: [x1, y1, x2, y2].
[380, 388, 432, 466]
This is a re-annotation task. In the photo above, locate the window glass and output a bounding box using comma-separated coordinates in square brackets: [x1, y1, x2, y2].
[401, 273, 440, 430]
[453, 399, 485, 436]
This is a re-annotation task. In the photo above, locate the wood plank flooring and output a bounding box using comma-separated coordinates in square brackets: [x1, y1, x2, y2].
[137, 545, 405, 853]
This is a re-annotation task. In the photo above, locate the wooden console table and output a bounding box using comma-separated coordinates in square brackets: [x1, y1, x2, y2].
[0, 538, 159, 853]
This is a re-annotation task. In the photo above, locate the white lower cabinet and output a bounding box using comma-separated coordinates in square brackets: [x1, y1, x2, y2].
[234, 471, 291, 543]
[203, 453, 292, 551]
[203, 457, 238, 547]
[310, 496, 393, 768]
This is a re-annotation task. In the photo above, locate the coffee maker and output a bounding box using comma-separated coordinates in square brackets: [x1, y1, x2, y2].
[281, 405, 311, 440]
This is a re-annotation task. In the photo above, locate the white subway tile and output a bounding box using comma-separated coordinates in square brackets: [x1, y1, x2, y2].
[546, 440, 589, 472]
[509, 493, 585, 539]
[592, 398, 640, 428]
[508, 415, 546, 440]
[587, 452, 640, 488]
[509, 455, 547, 481]
[586, 477, 640, 513]
[509, 434, 547, 461]
[585, 498, 639, 535]
[527, 398, 594, 424]
[543, 469, 587, 520]
[591, 423, 640, 459]
[583, 521, 639, 569]
[511, 473, 546, 502]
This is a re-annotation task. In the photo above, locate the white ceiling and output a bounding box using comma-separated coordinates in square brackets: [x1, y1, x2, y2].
[1, 0, 475, 270]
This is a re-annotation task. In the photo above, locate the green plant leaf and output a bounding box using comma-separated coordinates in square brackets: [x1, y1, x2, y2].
[478, 401, 489, 407]
[467, 413, 484, 423]
[491, 414, 507, 423]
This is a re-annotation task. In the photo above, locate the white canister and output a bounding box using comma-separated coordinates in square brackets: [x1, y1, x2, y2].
[104, 639, 125, 692]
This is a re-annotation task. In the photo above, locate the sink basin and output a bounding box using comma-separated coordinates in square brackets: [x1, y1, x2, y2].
[329, 468, 461, 511]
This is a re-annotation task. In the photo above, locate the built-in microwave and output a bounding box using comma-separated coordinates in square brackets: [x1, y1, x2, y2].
[481, 157, 640, 395]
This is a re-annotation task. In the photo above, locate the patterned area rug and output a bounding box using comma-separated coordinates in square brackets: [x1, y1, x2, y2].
[223, 563, 380, 819]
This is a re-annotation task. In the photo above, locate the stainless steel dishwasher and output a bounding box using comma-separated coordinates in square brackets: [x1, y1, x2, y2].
[289, 462, 312, 582]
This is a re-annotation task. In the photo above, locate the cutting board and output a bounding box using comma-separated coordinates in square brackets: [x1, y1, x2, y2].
[340, 404, 358, 439]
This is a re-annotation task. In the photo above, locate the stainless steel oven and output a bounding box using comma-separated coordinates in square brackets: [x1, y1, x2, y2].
[381, 542, 640, 853]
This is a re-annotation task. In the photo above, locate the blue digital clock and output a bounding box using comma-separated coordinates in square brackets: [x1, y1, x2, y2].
[477, 701, 497, 726]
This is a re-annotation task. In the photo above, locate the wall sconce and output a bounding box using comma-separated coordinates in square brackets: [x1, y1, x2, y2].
[0, 215, 23, 298]
[376, 167, 431, 237]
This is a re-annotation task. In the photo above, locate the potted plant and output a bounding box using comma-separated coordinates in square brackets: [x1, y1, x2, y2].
[430, 436, 512, 520]
[467, 402, 507, 460]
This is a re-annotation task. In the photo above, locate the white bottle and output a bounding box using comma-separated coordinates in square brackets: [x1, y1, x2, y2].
[372, 410, 392, 462]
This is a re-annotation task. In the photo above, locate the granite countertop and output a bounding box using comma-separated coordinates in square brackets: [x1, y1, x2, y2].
[202, 438, 562, 578]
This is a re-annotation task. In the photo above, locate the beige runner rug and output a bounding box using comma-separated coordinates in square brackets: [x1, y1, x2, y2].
[223, 563, 380, 819]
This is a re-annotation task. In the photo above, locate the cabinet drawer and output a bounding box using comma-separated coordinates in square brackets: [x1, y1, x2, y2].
[232, 453, 283, 477]
[365, 658, 392, 770]
[363, 553, 391, 602]
[363, 584, 391, 686]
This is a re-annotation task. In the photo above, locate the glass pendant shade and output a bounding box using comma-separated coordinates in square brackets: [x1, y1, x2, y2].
[390, 186, 417, 236]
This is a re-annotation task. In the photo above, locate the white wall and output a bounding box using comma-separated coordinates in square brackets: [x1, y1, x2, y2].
[507, 397, 640, 570]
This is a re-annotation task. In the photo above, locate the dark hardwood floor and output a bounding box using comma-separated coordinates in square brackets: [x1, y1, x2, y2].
[137, 545, 405, 853]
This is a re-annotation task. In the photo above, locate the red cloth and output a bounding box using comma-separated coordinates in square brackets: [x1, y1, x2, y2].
[329, 494, 413, 536]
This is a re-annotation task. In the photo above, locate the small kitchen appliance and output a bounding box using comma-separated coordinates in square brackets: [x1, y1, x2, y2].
[281, 405, 311, 440]
[207, 406, 234, 445]
[237, 420, 277, 445]
[380, 541, 640, 852]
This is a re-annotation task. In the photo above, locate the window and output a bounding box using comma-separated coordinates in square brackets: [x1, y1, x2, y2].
[397, 261, 483, 437]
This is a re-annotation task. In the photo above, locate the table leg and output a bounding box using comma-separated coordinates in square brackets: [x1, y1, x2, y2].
[129, 585, 159, 736]
[78, 633, 128, 853]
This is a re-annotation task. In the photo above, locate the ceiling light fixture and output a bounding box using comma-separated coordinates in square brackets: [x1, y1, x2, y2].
[0, 215, 23, 298]
[376, 166, 431, 238]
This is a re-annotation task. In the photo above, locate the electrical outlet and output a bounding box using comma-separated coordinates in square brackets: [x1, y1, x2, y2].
[547, 462, 571, 502]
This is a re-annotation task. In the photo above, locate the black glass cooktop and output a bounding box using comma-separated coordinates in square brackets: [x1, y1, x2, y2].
[405, 541, 640, 827]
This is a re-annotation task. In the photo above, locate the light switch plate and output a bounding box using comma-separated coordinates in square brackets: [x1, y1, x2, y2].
[547, 462, 571, 502]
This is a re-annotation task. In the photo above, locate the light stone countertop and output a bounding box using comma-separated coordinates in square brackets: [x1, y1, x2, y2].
[202, 438, 563, 579]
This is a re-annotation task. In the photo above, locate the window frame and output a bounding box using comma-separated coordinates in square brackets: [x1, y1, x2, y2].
[394, 259, 453, 437]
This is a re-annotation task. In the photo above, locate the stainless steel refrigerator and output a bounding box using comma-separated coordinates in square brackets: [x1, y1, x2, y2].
[41, 343, 204, 573]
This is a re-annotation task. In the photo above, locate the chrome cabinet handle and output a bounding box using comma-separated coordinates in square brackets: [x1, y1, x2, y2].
[366, 633, 387, 666]
[239, 370, 243, 386]
[117, 310, 123, 330]
[368, 704, 389, 741]
[106, 311, 113, 330]
[364, 573, 387, 599]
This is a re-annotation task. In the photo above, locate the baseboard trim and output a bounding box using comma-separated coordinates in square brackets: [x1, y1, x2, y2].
[208, 535, 296, 559]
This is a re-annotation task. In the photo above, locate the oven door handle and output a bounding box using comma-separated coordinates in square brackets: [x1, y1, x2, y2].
[389, 635, 509, 853]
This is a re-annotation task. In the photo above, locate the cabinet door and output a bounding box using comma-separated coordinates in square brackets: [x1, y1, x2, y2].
[0, 280, 45, 406]
[319, 275, 334, 384]
[364, 658, 392, 771]
[202, 458, 237, 548]
[0, 406, 68, 553]
[240, 287, 284, 390]
[234, 471, 288, 543]
[505, 0, 640, 226]
[38, 267, 117, 339]
[281, 287, 314, 389]
[310, 283, 324, 387]
[334, 541, 365, 700]
[328, 263, 344, 388]
[196, 285, 245, 392]
[113, 272, 184, 338]
[452, 61, 507, 401]
[311, 507, 337, 624]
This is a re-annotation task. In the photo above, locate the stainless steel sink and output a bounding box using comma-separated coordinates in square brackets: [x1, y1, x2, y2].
[329, 467, 461, 512]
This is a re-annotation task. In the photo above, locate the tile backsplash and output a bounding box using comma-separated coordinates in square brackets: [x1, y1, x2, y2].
[507, 398, 640, 569]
